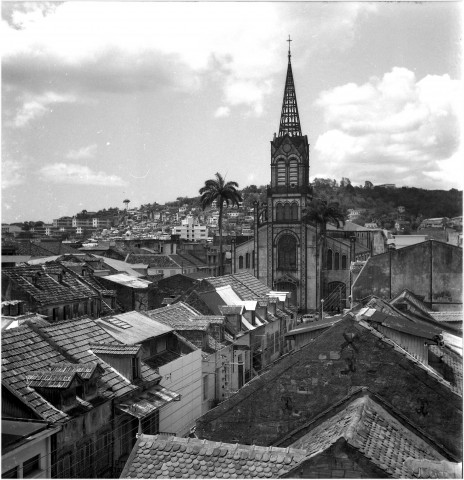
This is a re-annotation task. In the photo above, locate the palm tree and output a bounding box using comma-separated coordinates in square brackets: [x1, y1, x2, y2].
[302, 198, 345, 318]
[199, 173, 242, 276]
[123, 199, 130, 210]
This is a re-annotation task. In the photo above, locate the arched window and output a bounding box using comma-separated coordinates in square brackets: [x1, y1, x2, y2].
[284, 203, 291, 221]
[289, 159, 298, 186]
[291, 202, 298, 221]
[327, 249, 333, 270]
[278, 235, 297, 270]
[277, 160, 286, 186]
[239, 256, 243, 269]
[246, 253, 250, 268]
[342, 255, 347, 270]
[276, 203, 284, 222]
[334, 252, 340, 270]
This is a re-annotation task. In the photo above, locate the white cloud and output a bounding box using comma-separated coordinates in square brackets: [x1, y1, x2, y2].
[314, 68, 461, 188]
[214, 106, 231, 118]
[2, 2, 377, 117]
[1, 159, 24, 189]
[12, 91, 76, 127]
[39, 163, 127, 186]
[66, 144, 98, 160]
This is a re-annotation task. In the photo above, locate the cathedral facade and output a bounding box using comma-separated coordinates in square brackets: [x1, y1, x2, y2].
[252, 45, 318, 311]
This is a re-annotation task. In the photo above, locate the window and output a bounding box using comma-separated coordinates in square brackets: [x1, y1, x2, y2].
[284, 203, 291, 221]
[2, 467, 18, 478]
[131, 357, 140, 380]
[277, 235, 297, 270]
[291, 203, 299, 221]
[157, 337, 167, 353]
[73, 303, 79, 317]
[342, 255, 347, 270]
[245, 253, 250, 269]
[276, 160, 286, 186]
[276, 203, 284, 222]
[23, 455, 40, 478]
[53, 307, 59, 321]
[141, 411, 159, 435]
[76, 443, 93, 477]
[56, 453, 72, 479]
[289, 159, 298, 186]
[327, 249, 333, 270]
[252, 250, 255, 269]
[334, 252, 340, 270]
[239, 256, 244, 269]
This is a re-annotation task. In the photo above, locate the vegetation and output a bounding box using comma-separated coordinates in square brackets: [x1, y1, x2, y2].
[199, 173, 243, 275]
[302, 199, 345, 318]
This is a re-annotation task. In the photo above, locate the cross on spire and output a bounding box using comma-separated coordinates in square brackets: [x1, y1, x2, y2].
[278, 36, 302, 137]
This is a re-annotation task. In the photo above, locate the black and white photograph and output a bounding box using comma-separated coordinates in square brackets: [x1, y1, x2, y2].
[1, 1, 462, 479]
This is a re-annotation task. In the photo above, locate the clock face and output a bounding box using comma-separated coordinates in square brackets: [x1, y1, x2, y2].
[283, 143, 291, 153]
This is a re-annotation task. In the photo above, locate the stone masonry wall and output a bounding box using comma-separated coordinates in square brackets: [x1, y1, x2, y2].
[196, 317, 462, 459]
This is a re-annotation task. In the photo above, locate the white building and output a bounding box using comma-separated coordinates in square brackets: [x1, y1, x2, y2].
[172, 216, 208, 241]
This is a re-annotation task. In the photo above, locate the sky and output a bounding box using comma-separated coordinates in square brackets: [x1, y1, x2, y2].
[2, 1, 462, 223]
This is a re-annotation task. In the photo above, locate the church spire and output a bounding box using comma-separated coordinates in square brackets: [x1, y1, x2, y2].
[278, 35, 302, 137]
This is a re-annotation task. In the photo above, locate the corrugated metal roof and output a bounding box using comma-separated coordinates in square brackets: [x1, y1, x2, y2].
[116, 384, 181, 419]
[101, 273, 152, 289]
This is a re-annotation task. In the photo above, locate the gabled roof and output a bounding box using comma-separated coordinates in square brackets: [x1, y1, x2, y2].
[15, 241, 78, 257]
[2, 263, 100, 305]
[90, 343, 142, 356]
[126, 254, 179, 268]
[287, 394, 448, 478]
[39, 317, 160, 394]
[100, 273, 152, 289]
[26, 371, 81, 389]
[144, 302, 202, 326]
[96, 311, 173, 344]
[120, 434, 308, 479]
[95, 255, 146, 277]
[205, 272, 272, 301]
[2, 325, 71, 422]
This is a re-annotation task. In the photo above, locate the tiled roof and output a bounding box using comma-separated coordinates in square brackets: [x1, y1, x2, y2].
[1, 325, 70, 422]
[26, 371, 79, 389]
[126, 254, 179, 268]
[90, 343, 142, 356]
[429, 344, 463, 396]
[39, 317, 159, 395]
[49, 361, 104, 380]
[144, 302, 201, 326]
[2, 263, 100, 305]
[174, 252, 207, 268]
[205, 272, 271, 301]
[121, 434, 308, 478]
[428, 311, 463, 324]
[170, 253, 205, 269]
[15, 241, 78, 257]
[288, 394, 446, 478]
[219, 305, 244, 315]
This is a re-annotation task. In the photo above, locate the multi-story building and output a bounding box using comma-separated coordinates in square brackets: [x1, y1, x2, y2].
[172, 216, 208, 242]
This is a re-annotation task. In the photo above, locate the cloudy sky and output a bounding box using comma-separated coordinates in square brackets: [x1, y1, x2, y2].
[2, 1, 462, 223]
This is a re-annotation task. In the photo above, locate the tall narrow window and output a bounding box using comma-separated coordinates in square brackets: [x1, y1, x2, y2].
[289, 159, 298, 186]
[291, 203, 298, 221]
[327, 249, 333, 270]
[335, 252, 340, 270]
[278, 235, 297, 270]
[284, 203, 291, 220]
[252, 250, 255, 268]
[276, 160, 286, 186]
[276, 203, 284, 221]
[342, 255, 347, 270]
[239, 256, 244, 269]
[245, 253, 250, 268]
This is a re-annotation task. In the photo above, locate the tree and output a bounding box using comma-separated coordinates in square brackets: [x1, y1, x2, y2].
[123, 199, 130, 210]
[199, 172, 242, 276]
[302, 198, 345, 318]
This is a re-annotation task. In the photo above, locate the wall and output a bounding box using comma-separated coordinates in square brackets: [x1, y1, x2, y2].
[196, 317, 462, 458]
[2, 428, 59, 479]
[282, 440, 386, 478]
[158, 348, 202, 436]
[352, 241, 462, 308]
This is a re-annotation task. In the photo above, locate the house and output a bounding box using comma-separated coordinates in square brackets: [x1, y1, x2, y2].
[120, 389, 462, 478]
[97, 273, 155, 311]
[98, 308, 203, 437]
[125, 254, 183, 278]
[195, 313, 462, 460]
[1, 263, 116, 321]
[2, 419, 61, 479]
[351, 240, 462, 311]
[2, 316, 180, 478]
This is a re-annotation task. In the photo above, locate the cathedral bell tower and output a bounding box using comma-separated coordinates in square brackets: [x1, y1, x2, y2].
[255, 37, 315, 310]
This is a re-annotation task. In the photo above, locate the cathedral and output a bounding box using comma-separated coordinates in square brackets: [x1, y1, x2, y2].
[232, 41, 372, 312]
